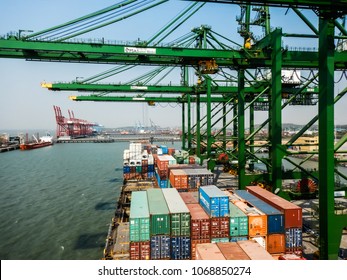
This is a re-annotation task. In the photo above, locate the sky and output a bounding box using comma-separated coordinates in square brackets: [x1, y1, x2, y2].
[0, 0, 346, 134]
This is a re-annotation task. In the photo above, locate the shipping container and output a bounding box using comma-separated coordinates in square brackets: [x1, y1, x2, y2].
[285, 228, 302, 252]
[233, 200, 267, 236]
[146, 189, 170, 235]
[186, 169, 214, 189]
[233, 190, 284, 234]
[150, 235, 170, 260]
[210, 217, 230, 238]
[156, 155, 177, 170]
[249, 235, 267, 249]
[229, 202, 248, 236]
[246, 186, 302, 228]
[179, 192, 198, 204]
[169, 169, 188, 189]
[162, 188, 191, 237]
[211, 237, 229, 243]
[267, 233, 286, 254]
[230, 236, 248, 242]
[129, 191, 150, 242]
[191, 239, 210, 260]
[199, 185, 229, 217]
[237, 240, 274, 260]
[216, 242, 250, 260]
[187, 204, 211, 240]
[130, 241, 150, 260]
[195, 243, 226, 260]
[170, 236, 191, 260]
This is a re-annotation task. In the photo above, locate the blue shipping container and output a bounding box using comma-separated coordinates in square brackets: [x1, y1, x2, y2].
[150, 235, 170, 260]
[199, 185, 229, 217]
[123, 166, 131, 173]
[170, 236, 191, 260]
[148, 164, 155, 172]
[211, 237, 229, 243]
[234, 190, 285, 234]
[160, 145, 168, 154]
[285, 228, 302, 251]
[230, 236, 248, 242]
[155, 172, 168, 188]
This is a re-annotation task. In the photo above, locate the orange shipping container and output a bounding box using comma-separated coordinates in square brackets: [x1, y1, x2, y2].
[267, 233, 286, 254]
[191, 239, 210, 260]
[216, 242, 250, 260]
[169, 169, 188, 189]
[195, 243, 226, 260]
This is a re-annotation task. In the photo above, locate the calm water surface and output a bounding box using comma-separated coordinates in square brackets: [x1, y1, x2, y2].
[0, 142, 130, 260]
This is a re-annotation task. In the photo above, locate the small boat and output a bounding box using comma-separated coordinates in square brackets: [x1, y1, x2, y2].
[20, 134, 53, 150]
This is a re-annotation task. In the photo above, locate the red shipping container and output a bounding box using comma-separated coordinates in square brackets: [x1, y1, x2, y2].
[216, 242, 250, 260]
[157, 166, 168, 180]
[246, 186, 302, 228]
[156, 156, 169, 170]
[187, 204, 211, 240]
[191, 239, 210, 260]
[130, 241, 150, 260]
[267, 233, 286, 254]
[210, 217, 230, 239]
[180, 192, 198, 204]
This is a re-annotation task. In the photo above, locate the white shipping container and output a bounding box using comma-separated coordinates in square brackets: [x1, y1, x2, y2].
[148, 154, 154, 165]
[250, 236, 267, 249]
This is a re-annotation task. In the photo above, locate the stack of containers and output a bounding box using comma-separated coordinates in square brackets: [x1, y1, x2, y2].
[155, 155, 177, 188]
[185, 169, 214, 191]
[187, 203, 211, 260]
[179, 191, 210, 260]
[162, 188, 191, 260]
[146, 189, 171, 260]
[232, 199, 268, 248]
[129, 191, 150, 260]
[169, 168, 214, 191]
[233, 190, 285, 254]
[246, 186, 303, 254]
[199, 185, 230, 243]
[123, 142, 155, 180]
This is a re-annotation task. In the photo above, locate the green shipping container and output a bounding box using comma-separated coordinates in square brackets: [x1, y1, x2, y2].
[129, 191, 150, 242]
[229, 202, 248, 237]
[147, 189, 170, 235]
[162, 188, 191, 237]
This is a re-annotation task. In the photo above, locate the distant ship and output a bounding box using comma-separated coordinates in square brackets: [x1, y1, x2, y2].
[20, 134, 53, 150]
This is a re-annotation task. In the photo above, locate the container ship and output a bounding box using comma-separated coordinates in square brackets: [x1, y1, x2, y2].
[103, 142, 305, 260]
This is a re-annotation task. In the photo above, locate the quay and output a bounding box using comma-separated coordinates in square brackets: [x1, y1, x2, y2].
[0, 143, 20, 153]
[56, 134, 181, 144]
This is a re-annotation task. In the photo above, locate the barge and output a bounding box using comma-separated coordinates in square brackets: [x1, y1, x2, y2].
[103, 142, 305, 260]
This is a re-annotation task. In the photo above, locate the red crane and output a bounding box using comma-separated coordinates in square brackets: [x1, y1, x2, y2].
[53, 105, 96, 138]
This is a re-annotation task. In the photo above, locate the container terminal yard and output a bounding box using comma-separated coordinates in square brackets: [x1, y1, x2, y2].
[0, 0, 347, 260]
